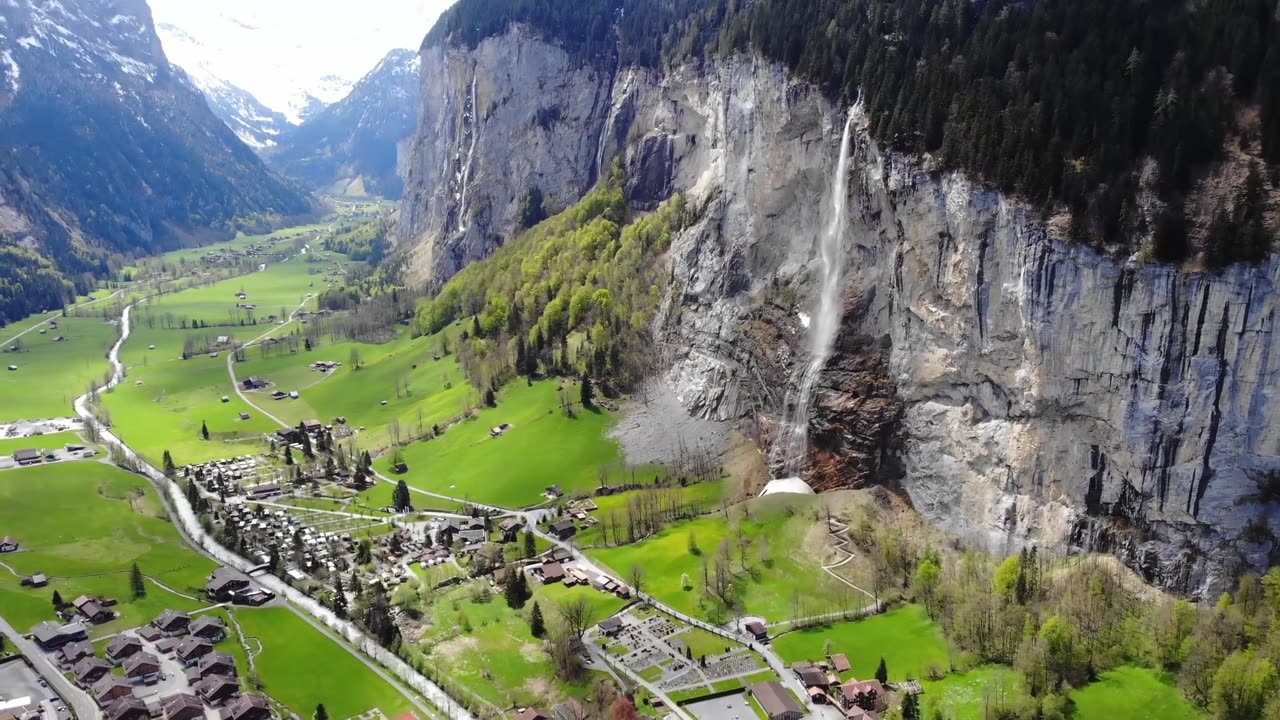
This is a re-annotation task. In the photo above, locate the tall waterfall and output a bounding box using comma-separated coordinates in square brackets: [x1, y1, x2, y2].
[768, 114, 855, 485]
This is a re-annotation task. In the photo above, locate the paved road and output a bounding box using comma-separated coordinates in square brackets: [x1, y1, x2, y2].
[583, 627, 694, 720]
[0, 615, 100, 720]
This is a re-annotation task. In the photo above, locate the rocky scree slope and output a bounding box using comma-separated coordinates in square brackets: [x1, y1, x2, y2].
[399, 25, 1280, 598]
[0, 0, 311, 323]
[270, 48, 421, 198]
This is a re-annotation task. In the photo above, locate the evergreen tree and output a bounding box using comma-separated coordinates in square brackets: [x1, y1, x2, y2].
[162, 450, 175, 475]
[393, 480, 412, 512]
[314, 705, 329, 720]
[52, 590, 63, 609]
[349, 569, 362, 596]
[529, 601, 546, 638]
[580, 377, 594, 409]
[902, 693, 920, 720]
[875, 657, 889, 684]
[268, 546, 281, 575]
[130, 563, 146, 598]
[200, 421, 209, 441]
[484, 388, 496, 407]
[332, 575, 348, 619]
[523, 529, 537, 559]
[285, 446, 294, 465]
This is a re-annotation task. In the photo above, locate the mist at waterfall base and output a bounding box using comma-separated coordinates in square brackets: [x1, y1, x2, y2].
[761, 114, 855, 497]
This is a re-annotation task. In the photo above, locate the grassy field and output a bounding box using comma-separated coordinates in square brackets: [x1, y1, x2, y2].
[234, 606, 418, 720]
[103, 251, 346, 466]
[383, 380, 638, 508]
[920, 666, 1030, 720]
[589, 495, 861, 623]
[573, 480, 726, 547]
[0, 462, 218, 637]
[0, 315, 118, 421]
[412, 578, 627, 709]
[229, 323, 473, 451]
[1070, 666, 1203, 720]
[771, 605, 951, 682]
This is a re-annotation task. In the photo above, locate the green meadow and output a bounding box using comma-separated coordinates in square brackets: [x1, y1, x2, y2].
[0, 431, 89, 457]
[0, 315, 119, 421]
[234, 606, 419, 720]
[589, 495, 861, 623]
[103, 250, 349, 466]
[920, 666, 1030, 720]
[771, 604, 951, 682]
[572, 480, 726, 547]
[409, 579, 626, 709]
[1070, 666, 1203, 720]
[229, 322, 472, 449]
[382, 379, 635, 508]
[0, 461, 218, 637]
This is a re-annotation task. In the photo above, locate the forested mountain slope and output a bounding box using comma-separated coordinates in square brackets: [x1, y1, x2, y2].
[0, 0, 312, 325]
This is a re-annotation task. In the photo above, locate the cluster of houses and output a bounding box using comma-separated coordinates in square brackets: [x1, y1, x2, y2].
[534, 554, 633, 600]
[220, 506, 358, 578]
[786, 656, 896, 720]
[8, 443, 83, 467]
[180, 456, 269, 498]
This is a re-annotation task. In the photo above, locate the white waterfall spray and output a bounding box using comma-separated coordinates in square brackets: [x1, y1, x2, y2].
[769, 113, 855, 484]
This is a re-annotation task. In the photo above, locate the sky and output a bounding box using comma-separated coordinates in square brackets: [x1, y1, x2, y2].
[149, 0, 454, 123]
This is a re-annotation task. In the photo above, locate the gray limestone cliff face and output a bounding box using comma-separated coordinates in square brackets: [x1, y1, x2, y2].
[400, 26, 615, 284]
[400, 28, 1280, 596]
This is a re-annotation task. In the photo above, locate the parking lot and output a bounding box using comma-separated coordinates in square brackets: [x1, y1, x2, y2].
[0, 658, 65, 720]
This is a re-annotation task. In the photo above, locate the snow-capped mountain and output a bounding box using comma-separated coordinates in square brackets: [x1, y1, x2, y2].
[157, 23, 288, 148]
[149, 0, 450, 126]
[0, 0, 310, 324]
[269, 49, 421, 198]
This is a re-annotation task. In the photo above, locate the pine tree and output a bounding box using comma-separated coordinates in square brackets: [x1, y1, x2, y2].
[162, 450, 175, 475]
[200, 421, 209, 441]
[130, 563, 146, 598]
[580, 377, 594, 408]
[875, 656, 888, 684]
[393, 480, 412, 511]
[314, 705, 329, 720]
[902, 693, 920, 720]
[332, 575, 348, 619]
[505, 567, 527, 609]
[285, 446, 294, 465]
[523, 530, 537, 559]
[529, 601, 546, 638]
[52, 590, 63, 609]
[349, 569, 362, 596]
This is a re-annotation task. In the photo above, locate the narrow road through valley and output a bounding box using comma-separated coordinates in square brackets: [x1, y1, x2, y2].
[224, 293, 316, 428]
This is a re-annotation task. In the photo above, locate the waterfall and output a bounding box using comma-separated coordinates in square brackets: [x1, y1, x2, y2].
[768, 113, 855, 485]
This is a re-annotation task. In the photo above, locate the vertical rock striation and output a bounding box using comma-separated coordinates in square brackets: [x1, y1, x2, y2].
[400, 27, 1280, 596]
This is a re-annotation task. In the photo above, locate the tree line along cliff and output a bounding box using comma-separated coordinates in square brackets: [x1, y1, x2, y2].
[423, 0, 1279, 266]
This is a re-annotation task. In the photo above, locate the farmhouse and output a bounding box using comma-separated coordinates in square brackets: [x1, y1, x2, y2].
[549, 520, 576, 540]
[106, 635, 144, 664]
[499, 518, 524, 542]
[30, 620, 88, 649]
[793, 662, 829, 690]
[189, 614, 227, 641]
[153, 609, 192, 636]
[749, 681, 804, 720]
[242, 377, 269, 390]
[194, 675, 240, 706]
[176, 637, 214, 666]
[206, 567, 251, 600]
[92, 676, 135, 706]
[540, 562, 565, 584]
[301, 419, 323, 433]
[72, 595, 114, 624]
[0, 536, 18, 552]
[72, 657, 112, 686]
[221, 693, 273, 720]
[745, 620, 769, 642]
[22, 573, 48, 587]
[161, 693, 206, 720]
[12, 449, 41, 466]
[195, 651, 236, 680]
[839, 679, 889, 712]
[123, 653, 162, 682]
[829, 653, 852, 674]
[106, 695, 149, 720]
[59, 640, 96, 666]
